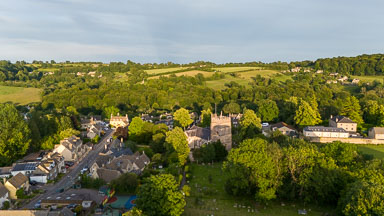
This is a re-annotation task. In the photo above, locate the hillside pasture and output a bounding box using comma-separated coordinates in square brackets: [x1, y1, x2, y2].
[357, 145, 384, 159]
[351, 75, 384, 83]
[213, 67, 261, 73]
[144, 67, 188, 75]
[149, 70, 214, 79]
[0, 85, 42, 105]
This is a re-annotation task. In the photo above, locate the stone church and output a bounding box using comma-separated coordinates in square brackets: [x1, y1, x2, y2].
[185, 112, 232, 152]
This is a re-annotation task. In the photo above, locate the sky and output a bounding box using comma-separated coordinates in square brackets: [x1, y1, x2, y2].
[0, 0, 383, 63]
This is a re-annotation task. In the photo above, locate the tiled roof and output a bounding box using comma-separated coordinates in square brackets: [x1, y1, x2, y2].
[7, 173, 28, 188]
[371, 127, 384, 134]
[330, 115, 356, 124]
[185, 125, 210, 140]
[96, 168, 121, 183]
[270, 122, 296, 131]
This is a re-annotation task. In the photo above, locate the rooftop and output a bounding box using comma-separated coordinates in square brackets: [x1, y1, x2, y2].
[330, 115, 356, 124]
[304, 126, 347, 133]
[12, 162, 38, 172]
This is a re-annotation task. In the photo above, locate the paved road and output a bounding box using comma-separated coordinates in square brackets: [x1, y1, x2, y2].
[24, 129, 115, 209]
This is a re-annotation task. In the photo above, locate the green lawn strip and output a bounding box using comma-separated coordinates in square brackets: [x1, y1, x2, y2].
[357, 145, 384, 159]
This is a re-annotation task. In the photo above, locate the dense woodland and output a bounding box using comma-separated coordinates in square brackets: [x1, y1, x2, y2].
[2, 54, 384, 215]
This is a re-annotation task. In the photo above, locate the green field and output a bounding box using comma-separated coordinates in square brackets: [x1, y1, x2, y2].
[144, 67, 188, 75]
[149, 70, 214, 79]
[0, 85, 42, 105]
[357, 145, 384, 159]
[213, 67, 261, 73]
[351, 75, 384, 83]
[185, 163, 333, 216]
[205, 70, 291, 90]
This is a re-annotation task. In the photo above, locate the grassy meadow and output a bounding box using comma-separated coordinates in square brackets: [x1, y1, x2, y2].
[351, 75, 384, 83]
[144, 67, 188, 75]
[0, 85, 42, 105]
[357, 145, 384, 159]
[213, 67, 261, 73]
[185, 163, 334, 216]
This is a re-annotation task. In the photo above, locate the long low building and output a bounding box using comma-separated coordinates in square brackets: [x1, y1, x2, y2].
[303, 126, 349, 138]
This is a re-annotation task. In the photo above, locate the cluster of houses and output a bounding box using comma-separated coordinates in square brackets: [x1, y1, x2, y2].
[90, 138, 150, 183]
[0, 134, 91, 208]
[75, 71, 102, 78]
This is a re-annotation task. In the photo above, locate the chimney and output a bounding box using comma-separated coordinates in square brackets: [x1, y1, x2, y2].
[104, 144, 107, 151]
[2, 178, 6, 184]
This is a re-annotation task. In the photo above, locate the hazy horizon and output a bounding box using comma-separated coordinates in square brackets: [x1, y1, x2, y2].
[1, 0, 383, 63]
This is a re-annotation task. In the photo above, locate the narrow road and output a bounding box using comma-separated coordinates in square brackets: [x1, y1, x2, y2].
[24, 128, 115, 209]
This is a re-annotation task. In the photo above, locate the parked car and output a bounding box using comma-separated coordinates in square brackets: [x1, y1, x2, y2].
[65, 161, 75, 167]
[30, 180, 38, 186]
[81, 167, 88, 174]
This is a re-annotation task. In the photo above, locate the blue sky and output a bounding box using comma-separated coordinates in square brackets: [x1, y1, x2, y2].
[0, 0, 383, 63]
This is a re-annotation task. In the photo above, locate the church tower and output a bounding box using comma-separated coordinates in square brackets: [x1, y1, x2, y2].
[210, 112, 232, 151]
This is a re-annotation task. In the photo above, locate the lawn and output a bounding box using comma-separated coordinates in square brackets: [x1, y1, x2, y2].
[185, 163, 333, 216]
[357, 145, 384, 159]
[144, 67, 188, 75]
[0, 85, 42, 105]
[213, 67, 261, 73]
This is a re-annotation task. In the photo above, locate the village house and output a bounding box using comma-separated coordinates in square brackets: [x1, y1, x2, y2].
[4, 173, 29, 199]
[44, 152, 66, 174]
[155, 119, 174, 130]
[89, 154, 114, 177]
[141, 114, 155, 123]
[262, 122, 297, 137]
[11, 162, 38, 177]
[30, 158, 58, 184]
[0, 167, 12, 178]
[88, 71, 96, 77]
[326, 80, 338, 84]
[91, 151, 150, 183]
[185, 125, 210, 149]
[368, 127, 384, 140]
[0, 182, 9, 208]
[109, 113, 129, 128]
[290, 67, 301, 72]
[352, 78, 360, 84]
[87, 124, 102, 139]
[53, 136, 89, 162]
[80, 116, 100, 129]
[329, 115, 357, 133]
[315, 70, 324, 74]
[337, 76, 348, 82]
[303, 126, 349, 138]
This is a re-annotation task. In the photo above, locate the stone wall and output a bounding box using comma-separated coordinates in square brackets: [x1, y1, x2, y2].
[309, 137, 384, 144]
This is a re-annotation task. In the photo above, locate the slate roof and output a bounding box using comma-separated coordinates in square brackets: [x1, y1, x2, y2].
[95, 154, 113, 168]
[0, 182, 8, 197]
[270, 122, 296, 131]
[7, 173, 28, 188]
[185, 125, 210, 140]
[110, 148, 133, 158]
[304, 126, 347, 133]
[330, 115, 356, 124]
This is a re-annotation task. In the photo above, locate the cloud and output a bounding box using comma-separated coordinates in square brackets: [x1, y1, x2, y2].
[0, 0, 383, 63]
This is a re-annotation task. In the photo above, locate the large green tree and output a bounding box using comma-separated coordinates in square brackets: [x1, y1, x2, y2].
[129, 117, 144, 141]
[165, 127, 189, 166]
[340, 96, 363, 125]
[0, 104, 31, 165]
[257, 99, 279, 122]
[224, 138, 283, 201]
[137, 174, 186, 216]
[173, 108, 193, 129]
[294, 98, 322, 127]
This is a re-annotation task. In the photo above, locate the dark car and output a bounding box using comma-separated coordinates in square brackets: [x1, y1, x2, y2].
[30, 180, 38, 186]
[65, 161, 75, 167]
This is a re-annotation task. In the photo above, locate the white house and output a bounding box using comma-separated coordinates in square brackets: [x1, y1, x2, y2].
[11, 162, 38, 177]
[303, 126, 349, 138]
